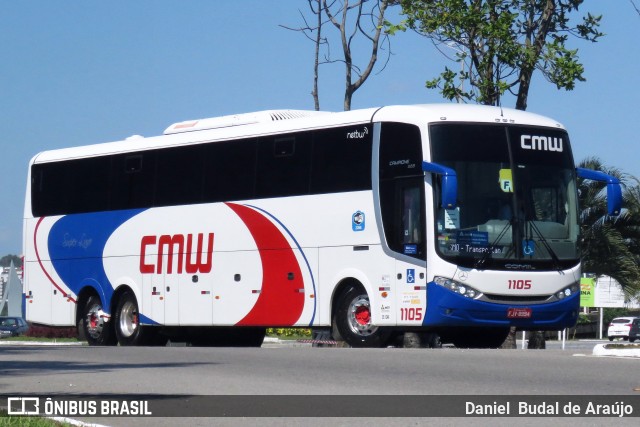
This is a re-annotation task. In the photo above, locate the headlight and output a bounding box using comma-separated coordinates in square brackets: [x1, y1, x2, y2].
[556, 283, 578, 300]
[434, 276, 481, 299]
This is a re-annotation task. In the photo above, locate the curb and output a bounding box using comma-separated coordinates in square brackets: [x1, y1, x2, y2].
[592, 343, 640, 358]
[0, 340, 85, 346]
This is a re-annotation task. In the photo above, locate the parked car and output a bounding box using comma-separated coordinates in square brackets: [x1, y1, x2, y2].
[629, 318, 640, 343]
[607, 317, 637, 341]
[0, 316, 29, 337]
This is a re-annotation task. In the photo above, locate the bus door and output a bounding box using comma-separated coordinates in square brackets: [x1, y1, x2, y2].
[379, 175, 427, 325]
[393, 179, 428, 325]
[377, 122, 427, 325]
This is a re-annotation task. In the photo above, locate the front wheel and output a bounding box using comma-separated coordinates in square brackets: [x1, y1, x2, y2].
[80, 295, 116, 346]
[114, 290, 166, 346]
[333, 285, 390, 348]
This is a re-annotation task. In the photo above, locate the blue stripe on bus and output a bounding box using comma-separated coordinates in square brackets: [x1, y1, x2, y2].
[47, 209, 146, 310]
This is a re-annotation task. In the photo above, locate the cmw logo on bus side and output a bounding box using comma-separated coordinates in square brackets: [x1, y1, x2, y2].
[521, 135, 563, 152]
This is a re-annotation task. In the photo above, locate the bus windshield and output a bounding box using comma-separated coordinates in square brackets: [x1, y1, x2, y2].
[430, 123, 579, 270]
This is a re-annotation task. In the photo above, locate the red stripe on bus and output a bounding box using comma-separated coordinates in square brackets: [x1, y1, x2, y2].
[33, 217, 77, 303]
[225, 203, 304, 326]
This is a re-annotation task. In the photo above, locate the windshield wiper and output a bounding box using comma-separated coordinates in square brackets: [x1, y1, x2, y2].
[474, 219, 514, 270]
[526, 220, 563, 272]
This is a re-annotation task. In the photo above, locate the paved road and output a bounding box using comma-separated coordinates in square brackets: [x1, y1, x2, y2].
[1, 341, 638, 426]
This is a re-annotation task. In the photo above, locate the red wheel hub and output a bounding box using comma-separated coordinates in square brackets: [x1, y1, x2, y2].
[354, 305, 371, 326]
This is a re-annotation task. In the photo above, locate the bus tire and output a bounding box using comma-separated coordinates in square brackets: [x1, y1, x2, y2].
[80, 295, 117, 346]
[333, 285, 390, 348]
[403, 332, 442, 349]
[114, 290, 167, 346]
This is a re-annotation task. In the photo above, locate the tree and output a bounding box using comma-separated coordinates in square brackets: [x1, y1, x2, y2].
[400, 0, 603, 110]
[631, 0, 640, 17]
[578, 158, 640, 297]
[0, 255, 22, 268]
[283, 0, 395, 111]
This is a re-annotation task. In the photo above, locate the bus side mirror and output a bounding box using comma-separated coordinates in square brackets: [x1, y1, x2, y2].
[576, 167, 622, 216]
[422, 161, 458, 210]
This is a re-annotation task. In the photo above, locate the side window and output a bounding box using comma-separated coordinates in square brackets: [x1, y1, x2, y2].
[70, 156, 111, 214]
[256, 133, 312, 198]
[380, 178, 426, 259]
[31, 162, 68, 217]
[31, 157, 110, 216]
[311, 125, 372, 193]
[202, 138, 257, 203]
[378, 123, 426, 260]
[155, 144, 204, 206]
[110, 152, 156, 210]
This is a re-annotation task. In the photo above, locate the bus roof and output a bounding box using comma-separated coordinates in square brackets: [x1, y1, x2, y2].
[31, 104, 565, 164]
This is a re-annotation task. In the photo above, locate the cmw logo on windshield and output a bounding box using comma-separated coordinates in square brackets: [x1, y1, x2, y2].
[521, 135, 563, 152]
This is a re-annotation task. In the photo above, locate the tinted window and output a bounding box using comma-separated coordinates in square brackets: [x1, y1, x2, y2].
[155, 145, 204, 206]
[311, 125, 372, 193]
[31, 124, 375, 216]
[31, 157, 110, 216]
[379, 123, 423, 180]
[256, 134, 312, 198]
[110, 152, 156, 210]
[202, 138, 257, 202]
[378, 123, 426, 259]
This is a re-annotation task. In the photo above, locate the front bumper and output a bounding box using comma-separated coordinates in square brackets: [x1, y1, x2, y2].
[422, 282, 579, 330]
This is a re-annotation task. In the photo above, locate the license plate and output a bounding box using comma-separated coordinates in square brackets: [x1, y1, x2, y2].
[507, 308, 532, 319]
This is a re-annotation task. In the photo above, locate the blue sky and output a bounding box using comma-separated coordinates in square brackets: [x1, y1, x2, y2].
[1, 1, 638, 256]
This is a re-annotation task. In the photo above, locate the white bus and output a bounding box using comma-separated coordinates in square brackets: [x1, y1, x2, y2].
[23, 104, 621, 348]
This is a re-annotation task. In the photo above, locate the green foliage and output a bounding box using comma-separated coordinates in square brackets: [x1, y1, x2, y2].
[0, 410, 71, 426]
[0, 255, 22, 268]
[576, 313, 591, 325]
[578, 158, 640, 296]
[266, 328, 312, 339]
[398, 0, 603, 110]
[603, 308, 637, 326]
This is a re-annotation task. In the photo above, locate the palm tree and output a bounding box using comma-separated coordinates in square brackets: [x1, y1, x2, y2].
[578, 157, 640, 297]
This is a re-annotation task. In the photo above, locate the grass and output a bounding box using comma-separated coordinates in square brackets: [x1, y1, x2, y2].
[603, 342, 640, 349]
[0, 411, 70, 427]
[266, 328, 312, 340]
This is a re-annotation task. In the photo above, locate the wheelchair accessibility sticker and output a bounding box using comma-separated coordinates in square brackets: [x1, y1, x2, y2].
[523, 239, 535, 256]
[406, 269, 415, 284]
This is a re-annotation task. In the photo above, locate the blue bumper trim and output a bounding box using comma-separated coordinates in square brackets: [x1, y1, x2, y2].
[423, 282, 579, 330]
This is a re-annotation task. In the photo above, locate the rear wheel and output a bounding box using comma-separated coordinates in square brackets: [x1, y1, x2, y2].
[114, 290, 167, 346]
[80, 295, 116, 346]
[333, 285, 390, 348]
